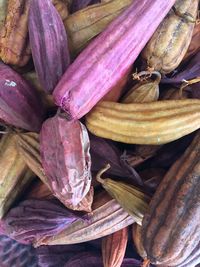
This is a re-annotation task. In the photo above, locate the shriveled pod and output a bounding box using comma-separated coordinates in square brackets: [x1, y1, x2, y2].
[40, 113, 93, 211]
[142, 0, 199, 74]
[121, 71, 161, 103]
[16, 132, 94, 212]
[86, 99, 200, 145]
[141, 130, 200, 266]
[53, 0, 176, 120]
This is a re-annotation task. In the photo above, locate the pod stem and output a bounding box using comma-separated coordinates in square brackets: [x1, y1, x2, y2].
[141, 258, 151, 267]
[132, 70, 161, 84]
[96, 164, 111, 184]
[179, 77, 200, 98]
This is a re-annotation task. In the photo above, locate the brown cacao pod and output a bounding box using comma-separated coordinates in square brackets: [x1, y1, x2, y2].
[0, 0, 31, 66]
[142, 0, 199, 74]
[141, 130, 200, 266]
[102, 227, 128, 267]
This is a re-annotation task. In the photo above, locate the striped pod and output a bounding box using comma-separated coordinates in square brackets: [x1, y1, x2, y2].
[86, 99, 200, 145]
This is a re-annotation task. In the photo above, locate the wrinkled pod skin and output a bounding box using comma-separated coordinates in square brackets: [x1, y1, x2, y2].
[142, 0, 199, 74]
[141, 130, 200, 266]
[40, 114, 92, 210]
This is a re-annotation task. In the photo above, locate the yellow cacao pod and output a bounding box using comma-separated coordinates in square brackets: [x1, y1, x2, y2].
[86, 99, 200, 145]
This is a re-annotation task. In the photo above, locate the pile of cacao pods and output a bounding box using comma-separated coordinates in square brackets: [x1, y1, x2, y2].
[0, 0, 200, 266]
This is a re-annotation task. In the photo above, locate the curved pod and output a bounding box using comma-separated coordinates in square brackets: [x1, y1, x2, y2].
[86, 99, 200, 145]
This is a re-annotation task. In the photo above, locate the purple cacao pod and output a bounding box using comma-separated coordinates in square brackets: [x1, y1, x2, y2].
[53, 0, 176, 119]
[0, 235, 38, 267]
[2, 199, 79, 244]
[40, 114, 92, 210]
[0, 63, 44, 132]
[29, 0, 70, 93]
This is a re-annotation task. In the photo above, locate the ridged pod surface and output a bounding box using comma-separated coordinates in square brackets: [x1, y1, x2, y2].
[102, 227, 128, 267]
[29, 0, 70, 93]
[141, 130, 200, 266]
[86, 99, 200, 145]
[0, 134, 34, 219]
[142, 0, 199, 74]
[65, 0, 132, 55]
[34, 191, 135, 246]
[53, 0, 176, 120]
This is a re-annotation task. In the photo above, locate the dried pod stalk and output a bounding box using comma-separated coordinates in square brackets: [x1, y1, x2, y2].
[102, 227, 128, 267]
[96, 164, 150, 225]
[122, 71, 161, 103]
[0, 0, 31, 66]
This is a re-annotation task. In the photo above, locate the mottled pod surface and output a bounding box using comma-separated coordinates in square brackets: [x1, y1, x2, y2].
[142, 0, 199, 74]
[141, 130, 200, 266]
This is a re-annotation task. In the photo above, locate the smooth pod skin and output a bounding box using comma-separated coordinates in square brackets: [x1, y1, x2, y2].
[141, 130, 200, 266]
[0, 63, 44, 132]
[53, 0, 176, 120]
[86, 99, 200, 145]
[142, 0, 199, 74]
[29, 0, 70, 93]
